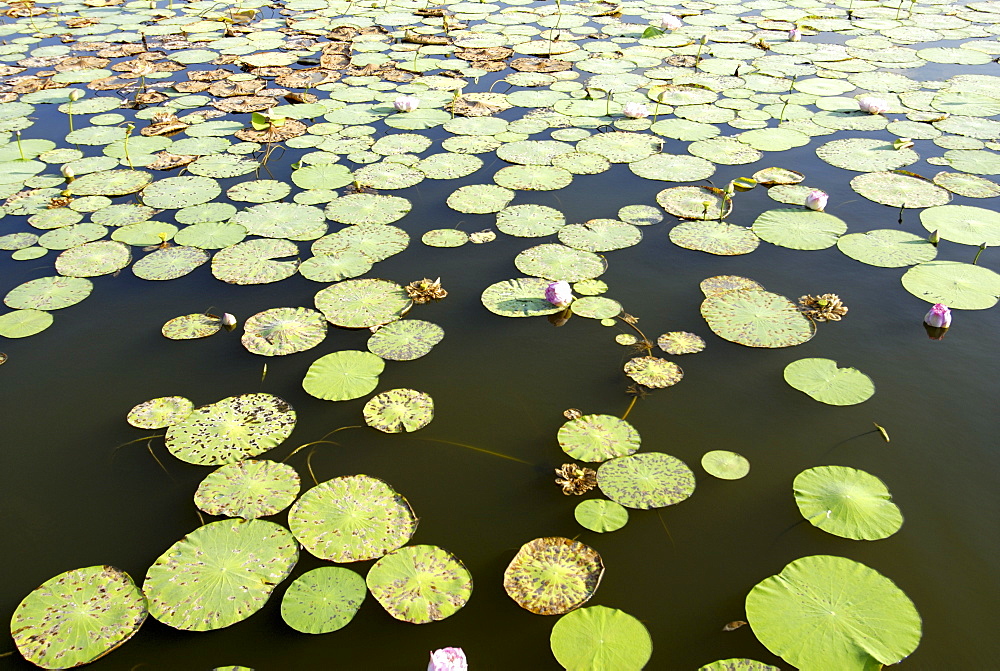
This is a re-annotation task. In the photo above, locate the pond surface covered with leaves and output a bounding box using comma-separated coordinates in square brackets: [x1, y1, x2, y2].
[1, 0, 999, 668]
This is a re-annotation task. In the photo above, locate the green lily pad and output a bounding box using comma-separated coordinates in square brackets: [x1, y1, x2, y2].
[141, 176, 221, 209]
[288, 474, 416, 562]
[669, 221, 759, 255]
[558, 220, 642, 252]
[241, 307, 327, 356]
[688, 137, 763, 165]
[365, 320, 442, 362]
[212, 239, 299, 285]
[598, 452, 696, 509]
[366, 545, 472, 624]
[126, 396, 194, 430]
[92, 204, 156, 228]
[228, 179, 292, 204]
[422, 228, 468, 248]
[188, 154, 259, 178]
[194, 459, 300, 520]
[752, 209, 846, 250]
[794, 465, 902, 541]
[837, 230, 937, 268]
[299, 251, 373, 283]
[933, 171, 1000, 198]
[302, 350, 384, 401]
[746, 555, 921, 670]
[919, 204, 1000, 246]
[850, 172, 951, 208]
[623, 356, 683, 388]
[324, 193, 411, 225]
[577, 131, 661, 163]
[481, 277, 564, 318]
[496, 204, 566, 237]
[558, 414, 640, 463]
[11, 565, 147, 670]
[816, 138, 919, 172]
[503, 537, 604, 615]
[0, 309, 53, 338]
[571, 296, 621, 320]
[550, 606, 652, 671]
[67, 169, 152, 196]
[161, 313, 221, 340]
[280, 567, 367, 634]
[629, 153, 716, 182]
[417, 152, 483, 179]
[164, 393, 296, 466]
[37, 223, 108, 251]
[144, 519, 298, 631]
[447, 184, 515, 213]
[752, 167, 805, 185]
[232, 203, 325, 239]
[701, 289, 815, 347]
[133, 246, 210, 281]
[901, 261, 1000, 309]
[574, 500, 629, 533]
[617, 205, 662, 227]
[314, 278, 411, 329]
[657, 332, 705, 355]
[494, 164, 574, 191]
[784, 358, 875, 406]
[656, 186, 732, 220]
[701, 450, 750, 480]
[698, 660, 779, 671]
[4, 276, 91, 311]
[514, 244, 606, 282]
[363, 388, 434, 433]
[700, 276, 766, 297]
[174, 222, 247, 249]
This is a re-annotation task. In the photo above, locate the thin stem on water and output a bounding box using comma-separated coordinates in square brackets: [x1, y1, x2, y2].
[617, 315, 653, 355]
[110, 434, 166, 461]
[621, 395, 638, 421]
[412, 437, 531, 464]
[656, 510, 676, 549]
[973, 243, 987, 265]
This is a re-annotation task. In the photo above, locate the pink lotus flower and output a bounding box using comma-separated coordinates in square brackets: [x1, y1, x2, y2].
[622, 102, 649, 119]
[428, 647, 467, 671]
[804, 190, 828, 212]
[788, 28, 802, 42]
[924, 303, 952, 328]
[858, 96, 889, 115]
[393, 95, 419, 112]
[660, 14, 682, 30]
[545, 280, 573, 308]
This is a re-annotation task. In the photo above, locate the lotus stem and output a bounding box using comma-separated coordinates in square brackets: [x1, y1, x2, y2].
[621, 395, 638, 421]
[123, 123, 134, 169]
[616, 315, 653, 355]
[110, 434, 166, 461]
[548, 0, 563, 57]
[656, 510, 676, 549]
[413, 437, 531, 464]
[973, 242, 987, 265]
[15, 130, 24, 160]
[897, 201, 905, 225]
[194, 507, 205, 526]
[145, 438, 175, 482]
[695, 36, 707, 69]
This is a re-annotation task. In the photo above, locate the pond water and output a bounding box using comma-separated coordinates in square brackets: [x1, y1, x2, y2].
[1, 0, 1000, 669]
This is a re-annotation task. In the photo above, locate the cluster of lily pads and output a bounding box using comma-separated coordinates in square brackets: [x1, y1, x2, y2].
[3, 0, 1000, 666]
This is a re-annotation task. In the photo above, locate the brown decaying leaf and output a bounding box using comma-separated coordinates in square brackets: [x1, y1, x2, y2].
[554, 463, 598, 495]
[146, 152, 197, 171]
[405, 278, 447, 304]
[563, 409, 582, 420]
[723, 620, 747, 631]
[797, 293, 848, 322]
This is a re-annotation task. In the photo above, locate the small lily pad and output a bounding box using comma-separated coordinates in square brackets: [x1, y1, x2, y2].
[447, 184, 514, 213]
[366, 545, 472, 624]
[558, 414, 640, 463]
[784, 358, 875, 406]
[367, 319, 443, 361]
[598, 452, 696, 509]
[503, 537, 604, 615]
[162, 313, 221, 340]
[624, 356, 683, 388]
[194, 459, 301, 520]
[126, 396, 194, 429]
[0, 309, 52, 339]
[574, 500, 629, 533]
[363, 388, 434, 433]
[657, 331, 705, 355]
[701, 450, 750, 480]
[280, 567, 366, 634]
[302, 350, 384, 401]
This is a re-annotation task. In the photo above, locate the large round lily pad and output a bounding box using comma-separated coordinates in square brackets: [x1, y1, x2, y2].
[164, 393, 296, 465]
[901, 261, 1000, 309]
[132, 246, 210, 281]
[836, 229, 936, 268]
[241, 307, 327, 356]
[4, 276, 92, 311]
[794, 466, 903, 541]
[669, 221, 759, 256]
[550, 605, 652, 671]
[0, 309, 53, 338]
[280, 567, 367, 634]
[367, 319, 443, 361]
[784, 358, 875, 406]
[143, 519, 298, 631]
[55, 241, 131, 277]
[194, 459, 301, 520]
[850, 172, 950, 208]
[288, 475, 416, 563]
[366, 545, 472, 624]
[558, 414, 640, 462]
[503, 537, 604, 616]
[211, 239, 299, 285]
[302, 350, 384, 401]
[362, 388, 434, 434]
[919, 204, 1000, 246]
[574, 499, 629, 533]
[746, 555, 921, 670]
[314, 278, 411, 328]
[481, 277, 563, 317]
[514, 244, 606, 282]
[701, 289, 815, 348]
[752, 209, 846, 250]
[11, 565, 147, 670]
[598, 452, 696, 509]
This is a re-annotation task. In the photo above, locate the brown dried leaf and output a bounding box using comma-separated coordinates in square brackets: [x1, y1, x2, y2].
[723, 620, 747, 632]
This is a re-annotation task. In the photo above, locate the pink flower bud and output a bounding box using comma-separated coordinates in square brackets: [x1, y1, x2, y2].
[221, 313, 238, 330]
[393, 95, 419, 112]
[428, 647, 467, 671]
[545, 280, 573, 308]
[622, 102, 649, 119]
[858, 96, 889, 115]
[660, 14, 682, 30]
[924, 303, 951, 328]
[788, 28, 802, 42]
[804, 190, 828, 212]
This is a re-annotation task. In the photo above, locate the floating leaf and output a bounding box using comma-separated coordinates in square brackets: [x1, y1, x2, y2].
[126, 396, 194, 430]
[558, 414, 640, 463]
[700, 277, 764, 299]
[280, 567, 367, 634]
[212, 239, 299, 285]
[363, 388, 434, 433]
[784, 358, 875, 406]
[550, 605, 652, 671]
[752, 209, 847, 250]
[571, 296, 621, 320]
[241, 307, 327, 356]
[598, 452, 696, 509]
[67, 169, 151, 196]
[657, 331, 705, 355]
[624, 356, 683, 388]
[141, 176, 221, 209]
[161, 313, 221, 340]
[669, 221, 759, 256]
[481, 277, 563, 317]
[4, 276, 91, 311]
[816, 138, 918, 172]
[0, 309, 53, 338]
[746, 555, 921, 670]
[836, 230, 937, 268]
[314, 278, 411, 328]
[919, 204, 1000, 246]
[366, 545, 472, 624]
[558, 220, 642, 252]
[496, 204, 566, 237]
[324, 193, 411, 225]
[503, 537, 604, 615]
[850, 171, 951, 208]
[54, 241, 131, 277]
[794, 466, 902, 541]
[657, 186, 732, 220]
[367, 319, 443, 361]
[901, 261, 1000, 309]
[194, 459, 300, 520]
[514, 244, 606, 282]
[701, 450, 750, 480]
[133, 246, 210, 281]
[11, 565, 146, 670]
[144, 519, 298, 631]
[574, 500, 629, 533]
[288, 475, 416, 562]
[698, 660, 779, 671]
[302, 350, 384, 401]
[701, 289, 814, 348]
[447, 184, 514, 213]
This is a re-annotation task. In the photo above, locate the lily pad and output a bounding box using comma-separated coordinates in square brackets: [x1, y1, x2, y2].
[701, 289, 815, 348]
[571, 296, 621, 320]
[669, 221, 759, 255]
[11, 565, 147, 670]
[514, 244, 606, 282]
[550, 606, 652, 671]
[503, 537, 604, 616]
[194, 459, 301, 520]
[366, 545, 472, 624]
[598, 452, 696, 509]
[280, 567, 367, 634]
[816, 138, 918, 172]
[164, 393, 296, 466]
[919, 204, 1000, 246]
[901, 261, 1000, 309]
[232, 203, 325, 239]
[363, 388, 434, 433]
[126, 396, 194, 430]
[794, 466, 902, 541]
[623, 356, 683, 388]
[212, 239, 299, 285]
[656, 186, 732, 220]
[447, 184, 514, 213]
[701, 450, 750, 480]
[850, 172, 951, 208]
[314, 278, 411, 328]
[0, 310, 53, 338]
[481, 277, 563, 317]
[67, 169, 152, 196]
[752, 209, 846, 250]
[699, 276, 767, 297]
[496, 204, 566, 237]
[161, 313, 221, 340]
[144, 519, 298, 631]
[558, 414, 640, 463]
[784, 358, 875, 406]
[746, 555, 921, 670]
[133, 246, 210, 281]
[141, 176, 221, 209]
[241, 307, 328, 356]
[288, 474, 416, 562]
[558, 220, 642, 252]
[657, 332, 705, 355]
[302, 350, 384, 401]
[4, 276, 91, 311]
[698, 660, 779, 671]
[836, 230, 937, 268]
[324, 193, 411, 225]
[574, 500, 629, 533]
[367, 319, 443, 361]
